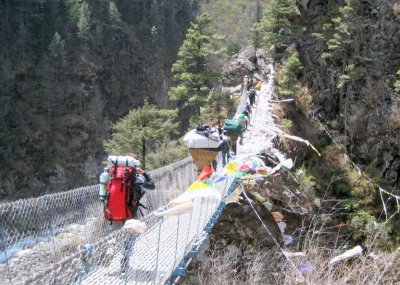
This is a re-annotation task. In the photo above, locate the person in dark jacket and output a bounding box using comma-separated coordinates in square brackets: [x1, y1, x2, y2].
[127, 167, 155, 217]
[121, 166, 155, 274]
[248, 88, 256, 105]
[220, 130, 231, 166]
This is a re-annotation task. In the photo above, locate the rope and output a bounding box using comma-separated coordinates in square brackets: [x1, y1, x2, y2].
[241, 189, 304, 279]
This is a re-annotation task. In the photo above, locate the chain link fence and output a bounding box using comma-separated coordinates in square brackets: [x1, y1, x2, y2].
[1, 173, 234, 285]
[0, 157, 197, 284]
[0, 76, 249, 285]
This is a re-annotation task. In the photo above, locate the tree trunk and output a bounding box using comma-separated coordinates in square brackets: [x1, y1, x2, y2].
[142, 139, 146, 169]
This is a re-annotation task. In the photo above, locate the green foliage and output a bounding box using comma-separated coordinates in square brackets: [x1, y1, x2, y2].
[295, 167, 317, 197]
[281, 118, 293, 127]
[337, 64, 358, 89]
[200, 0, 262, 51]
[350, 210, 389, 245]
[394, 70, 400, 94]
[341, 200, 359, 211]
[312, 0, 359, 57]
[350, 211, 375, 237]
[197, 88, 235, 127]
[334, 182, 350, 197]
[227, 42, 241, 56]
[104, 100, 179, 169]
[169, 13, 223, 116]
[67, 0, 91, 38]
[259, 0, 303, 47]
[109, 2, 122, 24]
[277, 52, 303, 97]
[0, 0, 198, 198]
[146, 138, 188, 170]
[48, 32, 66, 64]
[249, 22, 262, 49]
[350, 187, 363, 198]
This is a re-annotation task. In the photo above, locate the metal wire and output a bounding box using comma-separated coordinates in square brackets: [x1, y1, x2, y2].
[0, 157, 197, 284]
[0, 73, 249, 285]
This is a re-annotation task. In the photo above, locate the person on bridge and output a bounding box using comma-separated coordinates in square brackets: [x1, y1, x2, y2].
[248, 88, 256, 106]
[127, 167, 155, 218]
[104, 154, 155, 274]
[238, 113, 248, 130]
[103, 153, 155, 231]
[220, 130, 231, 166]
[242, 104, 251, 124]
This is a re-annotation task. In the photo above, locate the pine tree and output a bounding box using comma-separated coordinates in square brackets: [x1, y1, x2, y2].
[104, 100, 179, 169]
[259, 0, 301, 47]
[169, 13, 223, 119]
[67, 0, 91, 39]
[198, 88, 235, 127]
[277, 51, 303, 97]
[146, 138, 188, 169]
[109, 2, 121, 24]
[49, 32, 66, 64]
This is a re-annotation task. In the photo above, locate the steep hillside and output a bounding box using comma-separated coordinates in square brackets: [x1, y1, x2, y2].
[0, 0, 198, 200]
[200, 0, 268, 56]
[295, 0, 400, 183]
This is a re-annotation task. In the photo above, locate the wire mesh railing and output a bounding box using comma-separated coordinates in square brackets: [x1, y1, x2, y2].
[0, 73, 251, 285]
[0, 157, 197, 284]
[11, 175, 234, 285]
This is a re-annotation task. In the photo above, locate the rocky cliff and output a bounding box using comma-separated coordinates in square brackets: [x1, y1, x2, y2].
[295, 0, 400, 183]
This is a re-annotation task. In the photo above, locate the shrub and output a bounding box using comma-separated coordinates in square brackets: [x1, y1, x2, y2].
[281, 118, 293, 128]
[349, 210, 389, 246]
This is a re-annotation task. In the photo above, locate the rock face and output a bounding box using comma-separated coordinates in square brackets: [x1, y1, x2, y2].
[296, 0, 400, 181]
[223, 46, 272, 85]
[210, 191, 282, 249]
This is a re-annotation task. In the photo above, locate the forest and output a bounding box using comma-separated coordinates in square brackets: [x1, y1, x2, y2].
[1, 0, 400, 284]
[0, 0, 198, 199]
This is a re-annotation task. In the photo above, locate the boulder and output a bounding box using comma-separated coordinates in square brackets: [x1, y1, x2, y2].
[223, 46, 257, 85]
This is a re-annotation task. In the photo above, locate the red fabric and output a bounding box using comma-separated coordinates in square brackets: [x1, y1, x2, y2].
[256, 168, 268, 174]
[238, 164, 250, 171]
[104, 166, 134, 222]
[198, 166, 214, 181]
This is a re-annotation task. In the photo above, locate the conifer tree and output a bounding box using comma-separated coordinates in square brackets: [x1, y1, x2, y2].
[104, 100, 179, 169]
[49, 32, 66, 64]
[277, 51, 303, 97]
[198, 88, 234, 127]
[109, 2, 122, 24]
[169, 13, 223, 120]
[146, 138, 188, 169]
[259, 0, 301, 47]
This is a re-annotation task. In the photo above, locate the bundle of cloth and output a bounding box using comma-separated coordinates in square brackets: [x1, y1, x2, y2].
[183, 125, 223, 150]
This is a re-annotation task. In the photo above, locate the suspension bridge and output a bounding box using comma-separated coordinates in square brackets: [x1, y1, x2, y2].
[0, 63, 282, 285]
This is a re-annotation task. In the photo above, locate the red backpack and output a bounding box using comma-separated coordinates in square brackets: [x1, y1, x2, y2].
[104, 165, 135, 223]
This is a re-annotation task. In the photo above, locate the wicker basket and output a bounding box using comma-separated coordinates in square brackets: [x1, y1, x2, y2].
[189, 148, 219, 170]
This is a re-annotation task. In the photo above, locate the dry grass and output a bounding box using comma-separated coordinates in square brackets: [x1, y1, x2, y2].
[196, 218, 400, 285]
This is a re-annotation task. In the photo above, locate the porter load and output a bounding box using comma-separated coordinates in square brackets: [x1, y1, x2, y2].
[183, 125, 223, 170]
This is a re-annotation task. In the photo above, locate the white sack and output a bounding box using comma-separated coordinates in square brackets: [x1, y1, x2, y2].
[123, 219, 147, 234]
[329, 246, 363, 265]
[155, 202, 194, 217]
[183, 129, 222, 149]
